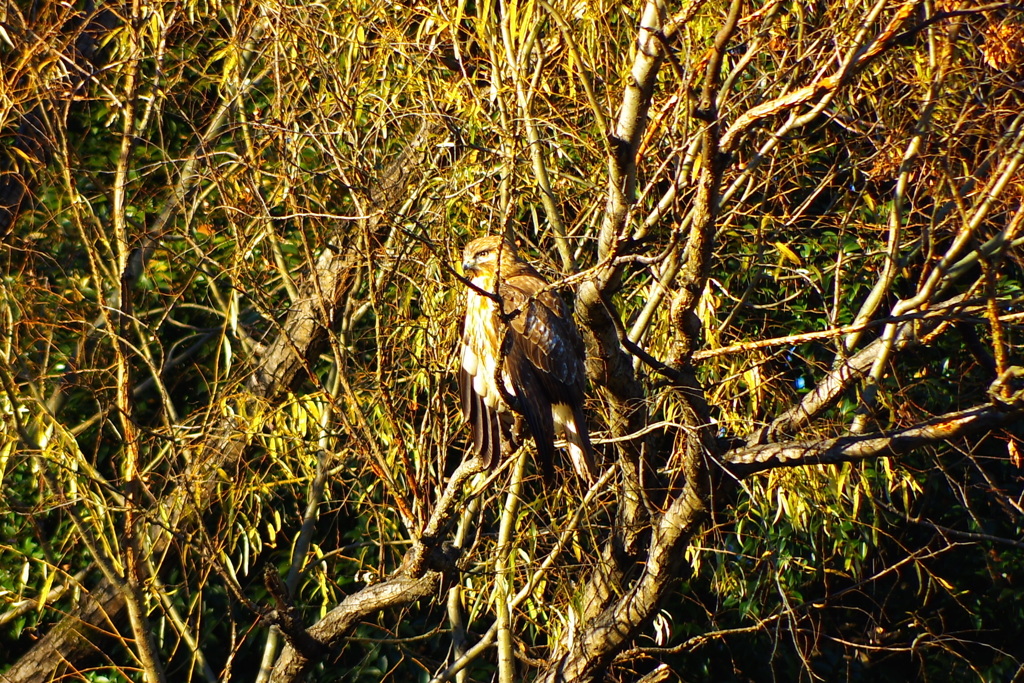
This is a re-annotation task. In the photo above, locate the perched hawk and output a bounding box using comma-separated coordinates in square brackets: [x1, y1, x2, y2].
[459, 236, 598, 483]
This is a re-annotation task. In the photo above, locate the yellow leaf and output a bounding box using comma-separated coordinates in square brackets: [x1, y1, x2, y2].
[773, 241, 802, 266]
[11, 146, 39, 165]
[37, 566, 56, 617]
[852, 473, 863, 519]
[835, 462, 849, 496]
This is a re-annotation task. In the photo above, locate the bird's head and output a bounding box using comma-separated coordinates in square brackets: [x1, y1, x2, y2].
[462, 236, 518, 277]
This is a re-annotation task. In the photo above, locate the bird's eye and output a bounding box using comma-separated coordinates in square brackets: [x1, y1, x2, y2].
[478, 249, 491, 258]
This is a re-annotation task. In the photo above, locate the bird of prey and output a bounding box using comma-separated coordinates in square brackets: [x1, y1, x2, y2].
[458, 235, 597, 483]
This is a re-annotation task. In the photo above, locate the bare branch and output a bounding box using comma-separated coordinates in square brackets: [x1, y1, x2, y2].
[729, 391, 1024, 477]
[269, 572, 443, 683]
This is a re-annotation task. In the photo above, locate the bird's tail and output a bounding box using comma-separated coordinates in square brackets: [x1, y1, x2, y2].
[552, 403, 598, 484]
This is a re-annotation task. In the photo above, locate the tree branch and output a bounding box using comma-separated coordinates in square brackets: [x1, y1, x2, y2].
[269, 572, 443, 682]
[727, 391, 1024, 478]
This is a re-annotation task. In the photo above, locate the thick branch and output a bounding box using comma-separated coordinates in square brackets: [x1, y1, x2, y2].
[727, 400, 1023, 477]
[269, 571, 443, 683]
[538, 476, 707, 682]
[573, 0, 683, 632]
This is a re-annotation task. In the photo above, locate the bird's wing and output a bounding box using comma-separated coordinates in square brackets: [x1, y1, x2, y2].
[498, 273, 591, 478]
[499, 273, 587, 404]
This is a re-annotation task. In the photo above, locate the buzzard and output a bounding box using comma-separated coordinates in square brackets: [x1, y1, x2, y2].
[459, 236, 597, 483]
